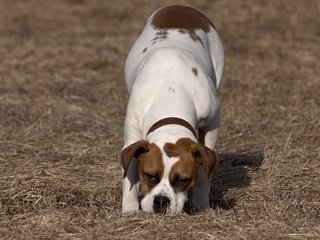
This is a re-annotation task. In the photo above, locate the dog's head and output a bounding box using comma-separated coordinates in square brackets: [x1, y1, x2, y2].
[120, 138, 218, 214]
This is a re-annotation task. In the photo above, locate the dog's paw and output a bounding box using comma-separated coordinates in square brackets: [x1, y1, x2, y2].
[122, 202, 140, 213]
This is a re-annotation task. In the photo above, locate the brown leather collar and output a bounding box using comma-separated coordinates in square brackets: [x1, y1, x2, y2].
[146, 117, 197, 139]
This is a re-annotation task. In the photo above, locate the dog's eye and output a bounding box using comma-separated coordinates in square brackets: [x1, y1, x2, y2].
[144, 173, 160, 184]
[175, 177, 191, 187]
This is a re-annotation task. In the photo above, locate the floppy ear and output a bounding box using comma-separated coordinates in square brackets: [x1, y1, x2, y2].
[191, 145, 218, 180]
[120, 140, 149, 178]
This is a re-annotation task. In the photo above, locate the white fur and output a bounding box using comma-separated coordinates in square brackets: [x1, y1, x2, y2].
[121, 6, 224, 213]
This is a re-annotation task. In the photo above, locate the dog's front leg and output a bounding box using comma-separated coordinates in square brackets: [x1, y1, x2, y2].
[121, 158, 140, 213]
[191, 166, 210, 210]
[192, 113, 220, 210]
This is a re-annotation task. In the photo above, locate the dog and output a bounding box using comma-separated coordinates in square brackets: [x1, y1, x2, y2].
[120, 5, 224, 214]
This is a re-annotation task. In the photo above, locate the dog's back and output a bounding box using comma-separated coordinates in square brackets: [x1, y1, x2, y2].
[125, 5, 224, 93]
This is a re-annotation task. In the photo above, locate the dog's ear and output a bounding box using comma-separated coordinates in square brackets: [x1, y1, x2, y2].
[191, 144, 218, 180]
[120, 140, 149, 178]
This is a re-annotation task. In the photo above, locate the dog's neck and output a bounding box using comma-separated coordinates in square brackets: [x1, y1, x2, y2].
[146, 117, 198, 139]
[145, 118, 198, 145]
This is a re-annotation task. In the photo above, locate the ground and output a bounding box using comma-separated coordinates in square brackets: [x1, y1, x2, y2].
[0, 0, 319, 239]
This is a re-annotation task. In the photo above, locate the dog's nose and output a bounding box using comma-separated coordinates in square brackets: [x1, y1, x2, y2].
[153, 195, 170, 213]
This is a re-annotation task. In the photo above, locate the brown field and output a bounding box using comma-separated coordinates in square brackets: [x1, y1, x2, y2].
[0, 0, 319, 239]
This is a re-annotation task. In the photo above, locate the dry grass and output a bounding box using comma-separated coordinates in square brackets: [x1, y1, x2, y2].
[0, 0, 319, 239]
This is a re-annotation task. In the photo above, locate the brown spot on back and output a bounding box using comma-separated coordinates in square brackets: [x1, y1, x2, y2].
[151, 29, 169, 44]
[192, 67, 198, 76]
[142, 47, 147, 53]
[152, 6, 214, 47]
[152, 5, 216, 32]
[138, 143, 164, 198]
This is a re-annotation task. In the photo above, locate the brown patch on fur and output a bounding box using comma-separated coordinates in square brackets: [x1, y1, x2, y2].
[138, 144, 164, 198]
[152, 5, 215, 47]
[164, 139, 200, 193]
[152, 6, 215, 31]
[120, 140, 149, 178]
[164, 138, 218, 193]
[192, 67, 198, 76]
[151, 29, 169, 44]
[142, 47, 147, 53]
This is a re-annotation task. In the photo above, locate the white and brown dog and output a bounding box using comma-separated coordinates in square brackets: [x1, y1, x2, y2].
[120, 5, 224, 214]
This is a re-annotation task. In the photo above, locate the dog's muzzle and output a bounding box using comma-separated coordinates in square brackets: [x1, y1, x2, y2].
[153, 195, 170, 213]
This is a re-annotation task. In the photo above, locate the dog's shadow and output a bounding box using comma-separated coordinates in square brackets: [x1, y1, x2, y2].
[183, 152, 264, 213]
[209, 152, 264, 210]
